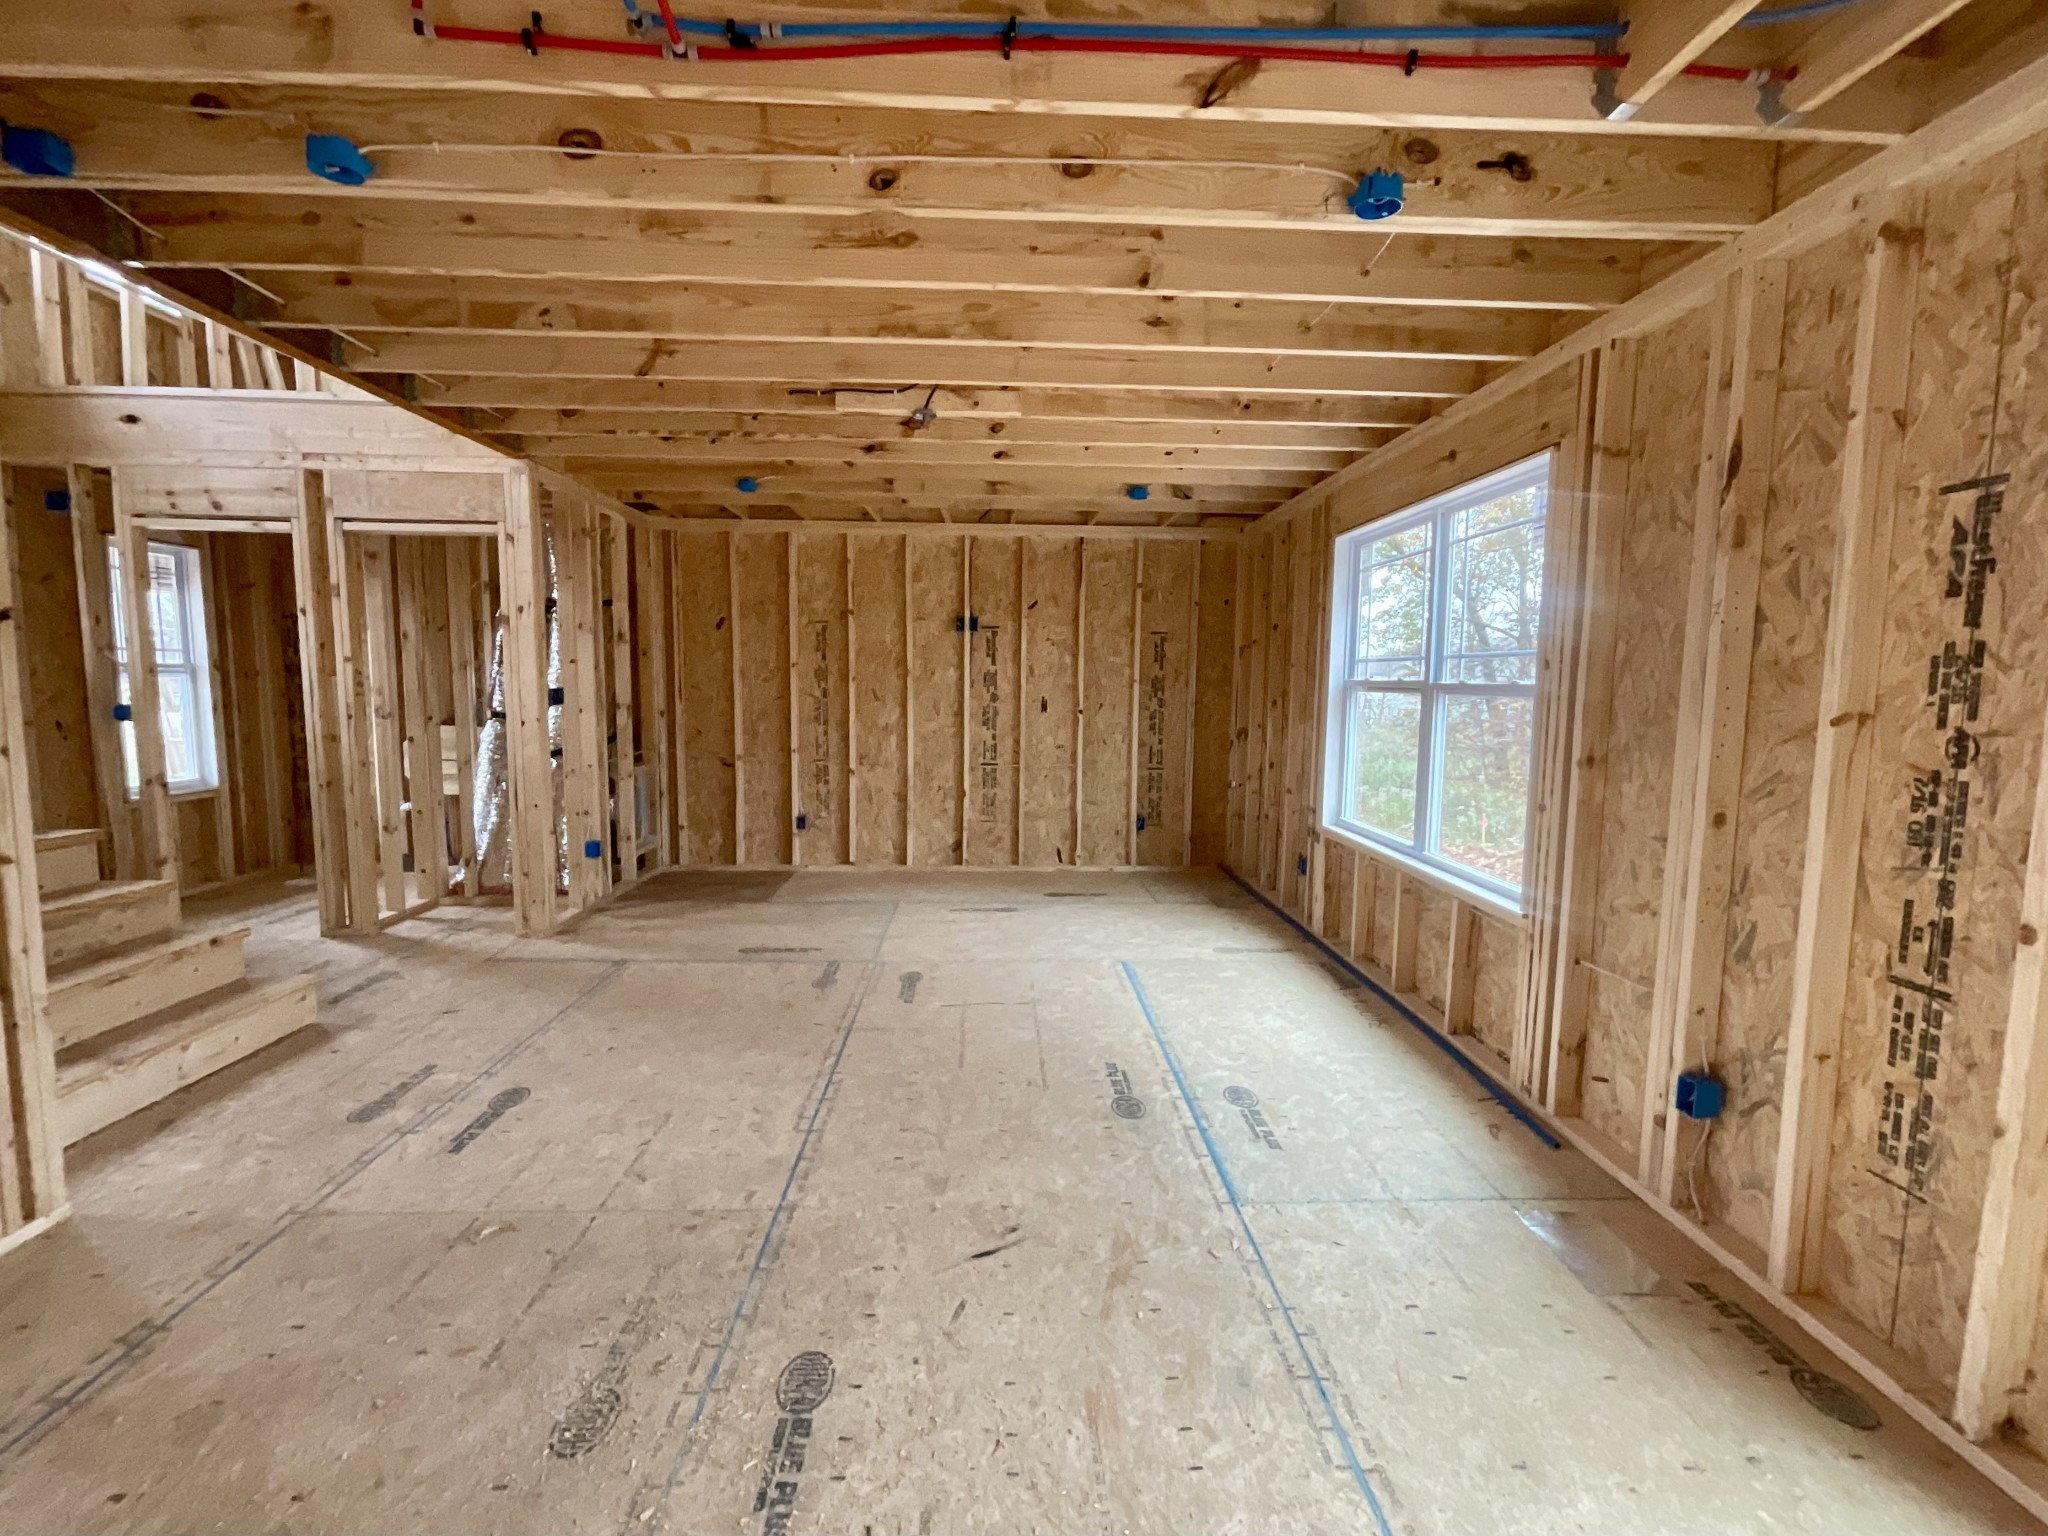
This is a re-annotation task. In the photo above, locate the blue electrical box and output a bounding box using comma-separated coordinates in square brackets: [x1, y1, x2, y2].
[2, 125, 74, 178]
[306, 133, 374, 186]
[583, 839, 603, 860]
[1675, 1070, 1725, 1121]
[1348, 168, 1404, 220]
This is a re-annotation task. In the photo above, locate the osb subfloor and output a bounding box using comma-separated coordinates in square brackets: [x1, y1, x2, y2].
[0, 869, 2032, 1535]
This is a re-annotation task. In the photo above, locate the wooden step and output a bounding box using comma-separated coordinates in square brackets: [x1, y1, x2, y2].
[47, 927, 251, 1051]
[35, 829, 103, 897]
[56, 975, 320, 1145]
[41, 879, 179, 968]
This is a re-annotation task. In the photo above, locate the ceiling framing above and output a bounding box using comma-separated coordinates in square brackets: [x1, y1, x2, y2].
[1, 0, 2038, 529]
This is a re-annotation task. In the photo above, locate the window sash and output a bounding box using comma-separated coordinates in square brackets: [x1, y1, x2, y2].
[1326, 454, 1550, 902]
[109, 540, 218, 797]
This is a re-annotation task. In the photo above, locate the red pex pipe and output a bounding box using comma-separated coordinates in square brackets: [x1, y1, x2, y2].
[429, 25, 1794, 80]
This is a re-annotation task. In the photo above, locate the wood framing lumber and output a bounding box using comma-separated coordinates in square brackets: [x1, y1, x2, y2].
[64, 470, 138, 880]
[1780, 0, 1984, 114]
[498, 465, 557, 936]
[1765, 211, 1923, 1295]
[0, 2, 1916, 142]
[130, 198, 1643, 312]
[107, 469, 180, 894]
[46, 926, 248, 1050]
[1246, 46, 2048, 538]
[55, 975, 318, 1145]
[1647, 261, 1788, 1204]
[4, 82, 1778, 240]
[1608, 1, 1757, 120]
[0, 458, 64, 1227]
[1544, 339, 1639, 1118]
[1954, 688, 2048, 1440]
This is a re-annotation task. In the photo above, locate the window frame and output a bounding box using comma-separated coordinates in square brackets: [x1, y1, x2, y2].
[1321, 451, 1554, 908]
[108, 537, 221, 799]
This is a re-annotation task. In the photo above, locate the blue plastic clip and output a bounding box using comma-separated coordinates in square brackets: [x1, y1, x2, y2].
[306, 133, 375, 186]
[43, 490, 70, 514]
[1126, 484, 1150, 501]
[735, 476, 759, 494]
[1, 125, 74, 178]
[1347, 168, 1404, 221]
[583, 838, 603, 860]
[112, 703, 133, 722]
[1136, 815, 1146, 831]
[1675, 1071, 1725, 1120]
[1297, 855, 1309, 876]
[795, 812, 808, 831]
[547, 685, 564, 706]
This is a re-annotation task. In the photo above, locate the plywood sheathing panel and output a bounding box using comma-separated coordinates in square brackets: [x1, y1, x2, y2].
[675, 532, 736, 867]
[1018, 537, 1078, 868]
[1579, 306, 1713, 1157]
[1706, 232, 1861, 1253]
[1823, 150, 2048, 1396]
[1473, 914, 1523, 1063]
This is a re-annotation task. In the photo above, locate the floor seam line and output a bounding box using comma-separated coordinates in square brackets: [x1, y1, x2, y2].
[0, 959, 628, 1462]
[637, 901, 895, 1533]
[1118, 958, 1397, 1536]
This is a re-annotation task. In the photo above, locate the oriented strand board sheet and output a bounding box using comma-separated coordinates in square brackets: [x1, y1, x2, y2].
[1705, 231, 1860, 1253]
[1579, 304, 1712, 1157]
[1079, 540, 1137, 868]
[734, 532, 792, 865]
[1192, 539, 1237, 866]
[1135, 540, 1194, 868]
[792, 533, 848, 866]
[1414, 886, 1451, 1016]
[11, 465, 98, 833]
[1019, 537, 1079, 867]
[1256, 522, 1293, 889]
[1822, 149, 2048, 1396]
[907, 540, 963, 866]
[1371, 860, 1401, 973]
[675, 533, 735, 865]
[1471, 914, 1523, 1063]
[849, 536, 906, 866]
[965, 537, 1020, 867]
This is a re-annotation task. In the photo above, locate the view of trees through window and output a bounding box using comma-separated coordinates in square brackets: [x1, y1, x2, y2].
[108, 541, 218, 796]
[1327, 456, 1548, 898]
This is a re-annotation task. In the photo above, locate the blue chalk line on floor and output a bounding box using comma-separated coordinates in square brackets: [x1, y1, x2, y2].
[1119, 960, 1396, 1536]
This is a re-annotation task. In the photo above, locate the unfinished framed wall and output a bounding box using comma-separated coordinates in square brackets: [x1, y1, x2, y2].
[1226, 68, 2048, 1519]
[654, 524, 1235, 871]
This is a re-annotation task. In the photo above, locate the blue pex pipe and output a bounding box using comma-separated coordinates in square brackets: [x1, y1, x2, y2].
[1222, 865, 1563, 1150]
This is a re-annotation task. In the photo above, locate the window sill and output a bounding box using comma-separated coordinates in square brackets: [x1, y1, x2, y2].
[1317, 822, 1526, 928]
[127, 787, 223, 805]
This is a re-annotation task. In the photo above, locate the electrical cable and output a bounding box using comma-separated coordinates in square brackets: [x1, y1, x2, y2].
[428, 25, 1796, 81]
[353, 140, 1363, 187]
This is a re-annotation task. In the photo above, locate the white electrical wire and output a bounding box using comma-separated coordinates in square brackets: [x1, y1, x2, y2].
[353, 140, 1363, 186]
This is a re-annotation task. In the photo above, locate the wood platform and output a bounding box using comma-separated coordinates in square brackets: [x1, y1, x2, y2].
[32, 852, 317, 1149]
[0, 875, 2027, 1534]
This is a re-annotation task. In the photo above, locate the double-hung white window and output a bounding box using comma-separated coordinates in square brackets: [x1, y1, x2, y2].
[108, 540, 219, 796]
[1323, 453, 1550, 902]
